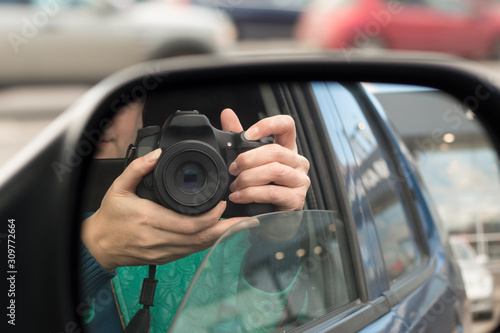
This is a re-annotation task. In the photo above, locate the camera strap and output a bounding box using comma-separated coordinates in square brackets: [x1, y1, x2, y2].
[124, 265, 158, 333]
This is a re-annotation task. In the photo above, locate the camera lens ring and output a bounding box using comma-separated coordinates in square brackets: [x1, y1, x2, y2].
[154, 140, 229, 215]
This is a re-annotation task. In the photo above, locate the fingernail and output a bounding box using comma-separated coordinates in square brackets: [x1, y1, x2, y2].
[145, 148, 161, 164]
[229, 191, 240, 202]
[244, 217, 260, 228]
[244, 127, 259, 140]
[229, 161, 239, 176]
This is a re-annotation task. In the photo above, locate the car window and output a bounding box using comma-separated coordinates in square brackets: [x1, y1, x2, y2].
[315, 82, 424, 284]
[169, 211, 358, 332]
[372, 84, 500, 261]
[33, 0, 87, 6]
[423, 0, 469, 12]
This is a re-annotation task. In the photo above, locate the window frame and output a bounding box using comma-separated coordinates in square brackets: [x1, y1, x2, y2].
[345, 82, 438, 305]
[287, 80, 439, 330]
[277, 81, 392, 330]
[345, 83, 430, 256]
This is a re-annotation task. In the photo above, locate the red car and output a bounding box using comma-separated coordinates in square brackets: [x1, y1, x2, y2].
[295, 0, 500, 59]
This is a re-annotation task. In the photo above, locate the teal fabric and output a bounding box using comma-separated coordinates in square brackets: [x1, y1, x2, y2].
[113, 248, 211, 332]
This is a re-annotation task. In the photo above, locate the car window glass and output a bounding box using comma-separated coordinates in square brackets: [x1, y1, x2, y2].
[169, 210, 358, 332]
[424, 0, 469, 12]
[371, 84, 500, 261]
[33, 0, 87, 6]
[318, 82, 424, 284]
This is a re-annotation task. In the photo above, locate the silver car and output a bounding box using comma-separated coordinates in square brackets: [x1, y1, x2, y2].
[450, 237, 496, 326]
[0, 0, 237, 84]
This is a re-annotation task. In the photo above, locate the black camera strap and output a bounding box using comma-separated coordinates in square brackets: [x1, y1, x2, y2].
[124, 265, 158, 333]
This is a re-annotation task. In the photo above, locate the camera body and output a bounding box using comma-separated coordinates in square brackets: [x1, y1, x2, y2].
[127, 110, 274, 217]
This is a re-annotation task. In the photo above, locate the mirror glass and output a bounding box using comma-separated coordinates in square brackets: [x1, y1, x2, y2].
[78, 80, 500, 332]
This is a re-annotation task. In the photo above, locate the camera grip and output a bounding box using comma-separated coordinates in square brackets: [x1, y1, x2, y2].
[223, 141, 275, 218]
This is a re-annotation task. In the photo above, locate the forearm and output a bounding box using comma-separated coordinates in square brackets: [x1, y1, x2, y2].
[79, 243, 116, 300]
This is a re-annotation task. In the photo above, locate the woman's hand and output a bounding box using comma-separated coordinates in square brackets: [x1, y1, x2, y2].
[221, 108, 310, 212]
[81, 109, 311, 271]
[81, 148, 246, 272]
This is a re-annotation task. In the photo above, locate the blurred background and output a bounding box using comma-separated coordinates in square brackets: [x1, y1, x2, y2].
[2, 0, 500, 331]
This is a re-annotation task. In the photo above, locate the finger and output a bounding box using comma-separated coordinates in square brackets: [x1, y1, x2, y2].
[211, 216, 259, 241]
[229, 185, 307, 211]
[148, 200, 227, 235]
[220, 108, 244, 132]
[230, 163, 309, 191]
[229, 144, 309, 176]
[244, 115, 297, 152]
[143, 215, 250, 255]
[112, 148, 162, 193]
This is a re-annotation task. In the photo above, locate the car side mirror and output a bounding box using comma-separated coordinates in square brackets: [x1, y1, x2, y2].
[3, 51, 500, 332]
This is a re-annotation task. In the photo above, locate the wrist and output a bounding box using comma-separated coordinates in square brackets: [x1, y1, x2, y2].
[81, 212, 116, 272]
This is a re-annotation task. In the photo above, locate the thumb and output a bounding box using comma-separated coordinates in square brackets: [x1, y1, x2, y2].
[221, 108, 244, 132]
[112, 148, 162, 193]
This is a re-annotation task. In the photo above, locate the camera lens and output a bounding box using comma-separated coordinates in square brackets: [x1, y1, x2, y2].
[174, 162, 206, 194]
[156, 140, 229, 215]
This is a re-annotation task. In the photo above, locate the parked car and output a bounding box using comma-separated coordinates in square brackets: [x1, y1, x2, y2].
[3, 51, 491, 332]
[0, 0, 236, 85]
[189, 0, 310, 39]
[449, 237, 495, 323]
[295, 0, 500, 59]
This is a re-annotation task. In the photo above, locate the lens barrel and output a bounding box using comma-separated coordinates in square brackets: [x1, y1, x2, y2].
[154, 140, 229, 215]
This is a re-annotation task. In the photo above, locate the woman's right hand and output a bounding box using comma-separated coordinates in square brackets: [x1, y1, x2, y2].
[81, 148, 246, 272]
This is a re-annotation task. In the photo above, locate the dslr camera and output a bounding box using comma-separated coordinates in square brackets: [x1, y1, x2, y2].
[127, 110, 275, 217]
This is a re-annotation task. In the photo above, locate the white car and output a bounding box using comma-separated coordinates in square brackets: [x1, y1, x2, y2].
[449, 237, 495, 325]
[0, 0, 237, 84]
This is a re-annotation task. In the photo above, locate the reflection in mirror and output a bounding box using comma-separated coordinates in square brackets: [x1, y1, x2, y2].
[169, 211, 357, 333]
[367, 83, 500, 260]
[80, 81, 319, 333]
[318, 82, 424, 283]
[79, 80, 500, 332]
